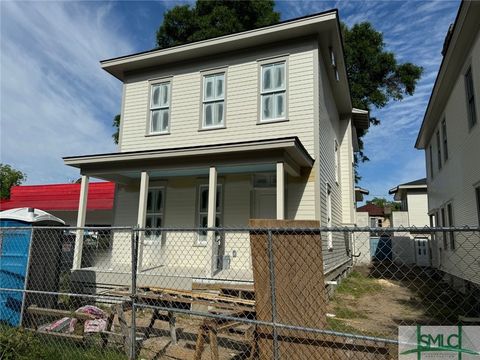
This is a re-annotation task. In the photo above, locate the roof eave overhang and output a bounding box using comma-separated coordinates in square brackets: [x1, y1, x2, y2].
[63, 137, 314, 180]
[352, 108, 370, 130]
[101, 11, 338, 81]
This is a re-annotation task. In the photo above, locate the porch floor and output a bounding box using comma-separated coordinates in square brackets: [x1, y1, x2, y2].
[72, 264, 253, 293]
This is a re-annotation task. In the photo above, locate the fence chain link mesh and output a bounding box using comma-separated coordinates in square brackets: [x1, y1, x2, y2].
[1, 226, 479, 359]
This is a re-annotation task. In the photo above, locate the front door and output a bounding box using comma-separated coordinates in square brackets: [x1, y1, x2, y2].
[414, 237, 430, 267]
[254, 189, 276, 219]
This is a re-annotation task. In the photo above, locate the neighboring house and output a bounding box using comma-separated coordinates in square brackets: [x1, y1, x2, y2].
[355, 203, 391, 263]
[415, 1, 480, 291]
[389, 178, 430, 266]
[352, 187, 371, 265]
[0, 182, 115, 226]
[356, 203, 390, 228]
[63, 10, 369, 290]
[354, 187, 369, 204]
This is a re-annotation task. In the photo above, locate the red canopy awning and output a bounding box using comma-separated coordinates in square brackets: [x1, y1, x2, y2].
[0, 182, 115, 211]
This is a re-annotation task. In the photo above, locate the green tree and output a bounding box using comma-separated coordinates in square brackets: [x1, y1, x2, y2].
[341, 22, 423, 179]
[112, 114, 121, 144]
[367, 197, 401, 211]
[156, 0, 280, 48]
[0, 164, 26, 199]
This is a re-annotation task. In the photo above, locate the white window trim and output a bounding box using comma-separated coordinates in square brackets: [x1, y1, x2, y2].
[196, 183, 223, 246]
[146, 78, 172, 136]
[326, 183, 333, 250]
[200, 69, 227, 130]
[257, 56, 289, 124]
[334, 139, 339, 184]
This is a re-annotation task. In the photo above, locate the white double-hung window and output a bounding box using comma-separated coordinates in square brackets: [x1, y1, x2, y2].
[197, 184, 222, 245]
[260, 62, 286, 122]
[149, 82, 170, 134]
[202, 73, 225, 128]
[145, 188, 165, 239]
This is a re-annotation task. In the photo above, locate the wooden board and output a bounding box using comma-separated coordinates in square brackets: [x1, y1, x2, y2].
[249, 219, 395, 359]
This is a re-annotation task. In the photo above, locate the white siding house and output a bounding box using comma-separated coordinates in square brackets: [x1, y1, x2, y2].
[64, 10, 369, 290]
[415, 1, 480, 291]
[389, 178, 430, 267]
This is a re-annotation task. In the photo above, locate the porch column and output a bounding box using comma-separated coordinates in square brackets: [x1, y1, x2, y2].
[207, 166, 217, 276]
[276, 162, 285, 220]
[73, 175, 89, 270]
[137, 171, 149, 271]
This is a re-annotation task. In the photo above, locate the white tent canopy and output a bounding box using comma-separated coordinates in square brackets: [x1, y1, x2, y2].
[0, 207, 65, 225]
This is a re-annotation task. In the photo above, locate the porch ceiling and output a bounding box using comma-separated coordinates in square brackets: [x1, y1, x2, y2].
[63, 137, 313, 184]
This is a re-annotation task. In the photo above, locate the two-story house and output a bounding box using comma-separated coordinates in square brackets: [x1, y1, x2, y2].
[64, 9, 369, 291]
[389, 178, 430, 266]
[415, 1, 480, 292]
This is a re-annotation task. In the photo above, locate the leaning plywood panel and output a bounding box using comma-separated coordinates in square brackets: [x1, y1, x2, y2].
[249, 219, 396, 359]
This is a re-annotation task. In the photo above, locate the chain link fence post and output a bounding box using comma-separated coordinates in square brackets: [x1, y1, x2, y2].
[267, 229, 279, 359]
[130, 226, 139, 360]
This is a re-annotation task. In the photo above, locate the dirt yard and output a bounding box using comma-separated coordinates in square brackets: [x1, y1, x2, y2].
[326, 264, 471, 338]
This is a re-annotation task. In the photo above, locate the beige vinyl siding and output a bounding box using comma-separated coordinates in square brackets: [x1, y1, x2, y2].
[286, 171, 316, 220]
[120, 39, 316, 157]
[339, 119, 355, 225]
[317, 51, 349, 272]
[406, 192, 429, 227]
[425, 33, 480, 285]
[109, 173, 316, 272]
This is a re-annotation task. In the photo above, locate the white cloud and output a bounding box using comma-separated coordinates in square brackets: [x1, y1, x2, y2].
[0, 2, 135, 184]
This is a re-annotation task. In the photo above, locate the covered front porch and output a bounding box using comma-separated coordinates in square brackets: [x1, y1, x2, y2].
[64, 137, 315, 289]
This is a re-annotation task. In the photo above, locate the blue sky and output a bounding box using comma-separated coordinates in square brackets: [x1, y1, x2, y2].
[0, 0, 459, 203]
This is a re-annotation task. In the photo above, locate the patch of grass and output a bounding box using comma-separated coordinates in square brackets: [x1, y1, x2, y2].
[335, 271, 383, 299]
[326, 317, 360, 334]
[0, 325, 127, 360]
[333, 306, 367, 319]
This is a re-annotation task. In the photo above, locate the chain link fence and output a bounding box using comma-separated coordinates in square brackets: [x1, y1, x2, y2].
[1, 225, 479, 359]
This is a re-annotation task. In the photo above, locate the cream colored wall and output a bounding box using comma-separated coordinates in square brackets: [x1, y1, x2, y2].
[120, 39, 316, 158]
[424, 32, 480, 285]
[406, 192, 429, 227]
[353, 211, 370, 265]
[317, 49, 351, 272]
[109, 173, 316, 272]
[339, 119, 355, 225]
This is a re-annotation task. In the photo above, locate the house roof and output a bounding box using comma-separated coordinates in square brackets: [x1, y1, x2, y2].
[354, 186, 369, 202]
[100, 8, 364, 123]
[356, 203, 385, 217]
[388, 178, 427, 201]
[0, 182, 115, 212]
[415, 1, 480, 149]
[63, 137, 314, 183]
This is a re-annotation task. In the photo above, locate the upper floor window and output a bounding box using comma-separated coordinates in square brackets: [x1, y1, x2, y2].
[436, 130, 442, 170]
[149, 82, 170, 134]
[260, 62, 286, 122]
[202, 73, 225, 129]
[441, 118, 448, 161]
[465, 67, 477, 129]
[429, 145, 434, 179]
